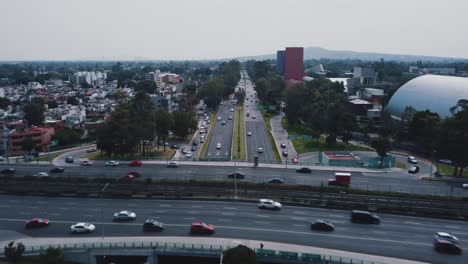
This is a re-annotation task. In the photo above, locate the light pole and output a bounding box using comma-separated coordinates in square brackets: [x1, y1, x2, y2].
[100, 182, 109, 240]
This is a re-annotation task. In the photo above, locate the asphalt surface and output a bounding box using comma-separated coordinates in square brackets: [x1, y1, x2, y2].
[205, 100, 236, 160]
[0, 196, 466, 264]
[242, 71, 275, 162]
[1, 163, 467, 196]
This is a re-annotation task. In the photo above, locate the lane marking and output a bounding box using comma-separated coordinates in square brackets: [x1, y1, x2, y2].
[187, 211, 198, 214]
[50, 213, 61, 216]
[372, 231, 387, 234]
[183, 217, 196, 220]
[218, 219, 232, 222]
[159, 205, 172, 207]
[291, 217, 307, 221]
[191, 205, 202, 208]
[444, 225, 461, 229]
[254, 221, 270, 224]
[154, 210, 167, 213]
[36, 201, 48, 204]
[222, 212, 235, 216]
[223, 207, 237, 210]
[294, 224, 306, 227]
[19, 212, 31, 215]
[403, 221, 422, 225]
[58, 208, 68, 210]
[0, 205, 10, 208]
[256, 215, 269, 218]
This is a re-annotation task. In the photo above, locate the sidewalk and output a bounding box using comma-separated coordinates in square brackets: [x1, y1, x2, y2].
[0, 236, 427, 264]
[270, 112, 297, 161]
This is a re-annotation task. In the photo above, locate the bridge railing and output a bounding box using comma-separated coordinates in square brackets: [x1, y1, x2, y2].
[19, 241, 388, 264]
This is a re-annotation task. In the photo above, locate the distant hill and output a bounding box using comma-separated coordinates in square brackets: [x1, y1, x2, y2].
[234, 47, 467, 62]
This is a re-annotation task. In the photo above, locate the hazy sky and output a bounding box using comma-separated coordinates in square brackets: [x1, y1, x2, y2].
[1, 0, 467, 60]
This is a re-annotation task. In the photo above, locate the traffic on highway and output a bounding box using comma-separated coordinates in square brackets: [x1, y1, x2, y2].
[0, 196, 466, 263]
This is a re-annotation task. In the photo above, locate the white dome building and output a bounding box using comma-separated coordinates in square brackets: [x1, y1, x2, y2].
[386, 75, 468, 118]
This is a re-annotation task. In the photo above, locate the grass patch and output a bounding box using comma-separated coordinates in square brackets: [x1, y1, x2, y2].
[261, 110, 272, 131]
[436, 163, 468, 177]
[395, 161, 407, 169]
[267, 130, 281, 162]
[232, 106, 246, 160]
[199, 114, 216, 158]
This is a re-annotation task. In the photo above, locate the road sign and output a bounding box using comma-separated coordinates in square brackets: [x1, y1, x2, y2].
[268, 105, 276, 110]
[287, 135, 296, 140]
[302, 135, 313, 140]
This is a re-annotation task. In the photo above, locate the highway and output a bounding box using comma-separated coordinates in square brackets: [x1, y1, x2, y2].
[1, 163, 467, 196]
[0, 195, 466, 264]
[242, 71, 276, 162]
[204, 100, 236, 160]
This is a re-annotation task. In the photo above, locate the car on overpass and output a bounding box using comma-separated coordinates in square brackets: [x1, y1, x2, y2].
[296, 167, 311, 173]
[143, 219, 165, 232]
[167, 161, 179, 168]
[80, 160, 93, 166]
[310, 220, 335, 231]
[1, 168, 15, 174]
[70, 222, 95, 233]
[434, 238, 462, 254]
[105, 160, 120, 167]
[113, 210, 136, 221]
[257, 199, 282, 210]
[128, 160, 143, 166]
[267, 178, 284, 184]
[33, 172, 49, 177]
[25, 218, 50, 229]
[463, 183, 468, 189]
[50, 167, 64, 173]
[227, 171, 245, 179]
[350, 210, 380, 224]
[190, 222, 215, 235]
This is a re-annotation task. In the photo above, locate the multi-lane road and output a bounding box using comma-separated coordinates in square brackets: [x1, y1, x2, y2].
[204, 100, 236, 160]
[0, 196, 466, 264]
[1, 163, 466, 196]
[242, 71, 276, 162]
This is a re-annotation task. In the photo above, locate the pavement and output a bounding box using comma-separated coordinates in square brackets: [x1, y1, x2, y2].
[270, 111, 298, 162]
[0, 236, 427, 264]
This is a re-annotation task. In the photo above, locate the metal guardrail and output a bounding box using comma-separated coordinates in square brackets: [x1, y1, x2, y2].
[17, 241, 388, 264]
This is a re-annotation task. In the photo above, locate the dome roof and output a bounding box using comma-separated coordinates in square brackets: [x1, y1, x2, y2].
[386, 75, 468, 118]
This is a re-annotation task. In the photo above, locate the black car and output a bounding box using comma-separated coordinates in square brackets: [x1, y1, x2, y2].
[282, 151, 288, 157]
[50, 167, 64, 173]
[267, 178, 284, 184]
[65, 157, 74, 163]
[280, 143, 286, 148]
[408, 166, 419, 174]
[143, 218, 165, 232]
[171, 144, 180, 149]
[191, 145, 197, 151]
[1, 168, 15, 174]
[227, 171, 245, 179]
[350, 210, 380, 224]
[192, 140, 198, 146]
[296, 167, 312, 173]
[310, 220, 335, 231]
[434, 239, 462, 255]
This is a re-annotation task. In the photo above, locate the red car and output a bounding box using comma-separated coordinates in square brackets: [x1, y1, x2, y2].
[128, 160, 143, 166]
[25, 218, 50, 228]
[291, 157, 299, 163]
[122, 171, 141, 180]
[190, 222, 215, 235]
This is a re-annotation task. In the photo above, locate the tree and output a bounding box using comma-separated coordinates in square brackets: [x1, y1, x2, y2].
[370, 137, 391, 167]
[39, 247, 64, 264]
[0, 97, 10, 110]
[53, 128, 82, 146]
[129, 91, 155, 155]
[234, 90, 245, 105]
[154, 109, 173, 151]
[198, 77, 224, 109]
[172, 111, 197, 139]
[23, 101, 45, 126]
[222, 245, 256, 264]
[135, 80, 157, 94]
[4, 241, 25, 263]
[408, 110, 440, 154]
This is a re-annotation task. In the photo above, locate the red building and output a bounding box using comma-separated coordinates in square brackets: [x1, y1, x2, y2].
[8, 127, 54, 155]
[284, 47, 304, 80]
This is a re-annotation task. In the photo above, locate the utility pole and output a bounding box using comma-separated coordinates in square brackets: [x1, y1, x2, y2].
[100, 182, 109, 240]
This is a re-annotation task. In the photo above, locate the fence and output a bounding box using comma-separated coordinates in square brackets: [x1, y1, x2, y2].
[16, 241, 388, 264]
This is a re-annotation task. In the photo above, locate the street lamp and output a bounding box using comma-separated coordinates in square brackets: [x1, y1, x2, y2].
[100, 182, 109, 240]
[430, 150, 437, 181]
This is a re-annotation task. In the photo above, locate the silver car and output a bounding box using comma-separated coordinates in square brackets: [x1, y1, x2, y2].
[71, 222, 95, 233]
[113, 210, 136, 221]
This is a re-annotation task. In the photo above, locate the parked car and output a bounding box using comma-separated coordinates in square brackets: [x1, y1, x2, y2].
[310, 220, 335, 231]
[113, 210, 136, 221]
[190, 222, 215, 235]
[350, 210, 380, 224]
[80, 160, 93, 166]
[70, 222, 95, 233]
[25, 218, 50, 228]
[65, 157, 74, 163]
[227, 171, 245, 179]
[408, 166, 420, 174]
[50, 167, 64, 173]
[267, 178, 284, 184]
[143, 219, 165, 232]
[33, 172, 49, 177]
[128, 160, 143, 166]
[257, 199, 282, 210]
[1, 168, 16, 174]
[167, 161, 179, 168]
[105, 160, 120, 167]
[296, 167, 312, 173]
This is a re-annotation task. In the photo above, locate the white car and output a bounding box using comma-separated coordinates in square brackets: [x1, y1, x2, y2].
[247, 132, 252, 136]
[186, 152, 192, 158]
[33, 172, 49, 177]
[113, 210, 136, 221]
[230, 108, 234, 112]
[167, 161, 179, 168]
[252, 115, 256, 119]
[216, 143, 221, 149]
[105, 160, 120, 167]
[217, 116, 221, 121]
[434, 232, 459, 243]
[228, 116, 232, 120]
[71, 222, 95, 233]
[257, 199, 282, 210]
[462, 183, 468, 189]
[257, 147, 264, 153]
[407, 156, 418, 164]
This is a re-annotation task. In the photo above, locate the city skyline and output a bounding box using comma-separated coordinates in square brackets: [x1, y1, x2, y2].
[1, 0, 468, 61]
